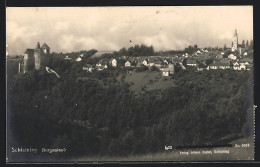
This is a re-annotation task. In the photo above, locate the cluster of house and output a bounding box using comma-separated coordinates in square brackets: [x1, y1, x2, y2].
[64, 46, 252, 77]
[81, 56, 176, 76]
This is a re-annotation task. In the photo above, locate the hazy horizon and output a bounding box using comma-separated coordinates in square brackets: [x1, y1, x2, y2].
[6, 6, 253, 55]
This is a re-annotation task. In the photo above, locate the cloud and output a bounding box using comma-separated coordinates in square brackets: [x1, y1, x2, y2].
[6, 6, 253, 55]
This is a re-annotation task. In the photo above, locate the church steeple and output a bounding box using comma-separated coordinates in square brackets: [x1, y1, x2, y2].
[232, 29, 238, 51]
[234, 29, 238, 37]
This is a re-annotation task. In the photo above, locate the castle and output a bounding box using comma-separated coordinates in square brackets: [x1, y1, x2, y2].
[23, 42, 50, 73]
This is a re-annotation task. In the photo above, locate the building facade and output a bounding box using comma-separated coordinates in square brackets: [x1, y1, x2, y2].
[23, 42, 50, 73]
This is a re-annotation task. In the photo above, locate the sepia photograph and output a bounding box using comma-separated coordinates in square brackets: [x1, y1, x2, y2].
[6, 6, 254, 162]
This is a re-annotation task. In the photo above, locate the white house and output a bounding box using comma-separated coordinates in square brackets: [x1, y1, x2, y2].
[228, 54, 237, 60]
[240, 64, 246, 70]
[208, 63, 219, 70]
[221, 52, 225, 55]
[233, 62, 240, 70]
[76, 57, 82, 62]
[125, 61, 131, 67]
[243, 52, 248, 56]
[83, 64, 94, 72]
[65, 55, 71, 60]
[112, 59, 117, 67]
[142, 60, 149, 66]
[161, 68, 169, 76]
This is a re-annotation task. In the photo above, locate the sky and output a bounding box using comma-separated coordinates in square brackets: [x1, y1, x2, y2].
[6, 6, 253, 55]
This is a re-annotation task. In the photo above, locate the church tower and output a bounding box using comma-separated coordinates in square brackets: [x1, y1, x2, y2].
[232, 29, 238, 52]
[34, 42, 42, 70]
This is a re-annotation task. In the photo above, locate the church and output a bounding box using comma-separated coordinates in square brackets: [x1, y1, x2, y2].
[23, 42, 50, 73]
[231, 29, 246, 55]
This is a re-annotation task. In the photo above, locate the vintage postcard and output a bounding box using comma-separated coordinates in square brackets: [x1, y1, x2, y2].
[6, 6, 254, 162]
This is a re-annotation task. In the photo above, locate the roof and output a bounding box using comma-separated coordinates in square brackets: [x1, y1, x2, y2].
[162, 68, 169, 72]
[24, 49, 34, 54]
[187, 60, 197, 64]
[150, 59, 161, 64]
[41, 43, 50, 49]
[209, 62, 230, 66]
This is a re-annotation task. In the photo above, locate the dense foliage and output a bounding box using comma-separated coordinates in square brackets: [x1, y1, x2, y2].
[7, 56, 253, 159]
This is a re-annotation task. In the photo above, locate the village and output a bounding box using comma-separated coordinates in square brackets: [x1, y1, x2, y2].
[63, 30, 253, 77]
[76, 48, 253, 77]
[18, 30, 253, 77]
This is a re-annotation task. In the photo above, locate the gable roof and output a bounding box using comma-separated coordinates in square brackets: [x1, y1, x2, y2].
[41, 43, 50, 49]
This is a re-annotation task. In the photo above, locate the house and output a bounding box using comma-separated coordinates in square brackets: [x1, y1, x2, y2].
[163, 59, 169, 64]
[111, 59, 117, 67]
[142, 59, 149, 66]
[161, 68, 170, 76]
[76, 57, 82, 62]
[65, 55, 72, 60]
[125, 61, 131, 67]
[208, 62, 219, 70]
[83, 64, 94, 72]
[233, 62, 241, 70]
[187, 59, 197, 66]
[218, 63, 230, 69]
[228, 54, 237, 60]
[240, 63, 246, 70]
[243, 52, 248, 56]
[96, 62, 102, 67]
[221, 52, 224, 55]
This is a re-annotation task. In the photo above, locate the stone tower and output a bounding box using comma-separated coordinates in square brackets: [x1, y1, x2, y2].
[232, 29, 238, 52]
[34, 42, 42, 70]
[23, 49, 34, 73]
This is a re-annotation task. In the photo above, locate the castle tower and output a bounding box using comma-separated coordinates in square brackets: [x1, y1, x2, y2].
[34, 42, 42, 70]
[232, 29, 238, 52]
[23, 49, 34, 73]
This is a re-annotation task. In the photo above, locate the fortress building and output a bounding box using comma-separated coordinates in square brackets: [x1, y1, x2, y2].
[23, 42, 50, 73]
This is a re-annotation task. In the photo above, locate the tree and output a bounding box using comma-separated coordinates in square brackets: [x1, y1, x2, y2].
[224, 44, 227, 50]
[242, 40, 245, 48]
[205, 59, 213, 66]
[246, 40, 249, 48]
[194, 45, 198, 50]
